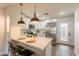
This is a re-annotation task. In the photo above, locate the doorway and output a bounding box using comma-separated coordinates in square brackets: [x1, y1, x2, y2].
[59, 23, 69, 45]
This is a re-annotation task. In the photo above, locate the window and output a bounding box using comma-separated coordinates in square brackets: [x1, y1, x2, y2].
[60, 23, 68, 42]
[6, 16, 10, 32]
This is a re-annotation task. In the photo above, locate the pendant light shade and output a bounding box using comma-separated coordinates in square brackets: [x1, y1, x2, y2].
[31, 16, 39, 24]
[18, 16, 25, 24]
[30, 3, 39, 24]
[18, 3, 25, 24]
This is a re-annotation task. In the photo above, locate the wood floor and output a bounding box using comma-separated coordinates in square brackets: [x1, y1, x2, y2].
[0, 44, 75, 56]
[52, 44, 75, 56]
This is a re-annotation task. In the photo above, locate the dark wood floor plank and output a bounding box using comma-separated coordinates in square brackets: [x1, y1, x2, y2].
[52, 44, 75, 56]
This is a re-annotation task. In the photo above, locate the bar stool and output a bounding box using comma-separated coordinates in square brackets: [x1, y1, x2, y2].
[15, 45, 34, 56]
[8, 41, 17, 56]
[8, 41, 34, 56]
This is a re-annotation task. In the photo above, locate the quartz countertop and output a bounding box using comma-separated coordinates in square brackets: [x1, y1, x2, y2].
[12, 37, 52, 50]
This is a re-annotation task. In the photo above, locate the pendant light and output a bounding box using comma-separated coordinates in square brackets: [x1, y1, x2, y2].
[17, 3, 25, 24]
[30, 3, 39, 24]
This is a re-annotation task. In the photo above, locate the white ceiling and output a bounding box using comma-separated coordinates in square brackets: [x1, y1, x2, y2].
[0, 3, 79, 19]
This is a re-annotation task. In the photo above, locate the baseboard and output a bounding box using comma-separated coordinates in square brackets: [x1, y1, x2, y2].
[1, 54, 8, 56]
[57, 43, 74, 47]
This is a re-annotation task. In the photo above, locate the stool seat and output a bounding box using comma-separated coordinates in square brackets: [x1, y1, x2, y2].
[15, 45, 34, 56]
[22, 49, 34, 56]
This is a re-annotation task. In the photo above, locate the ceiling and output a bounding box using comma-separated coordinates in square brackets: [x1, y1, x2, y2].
[0, 3, 79, 19]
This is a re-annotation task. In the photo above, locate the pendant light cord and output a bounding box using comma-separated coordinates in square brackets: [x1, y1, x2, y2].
[20, 3, 23, 20]
[34, 3, 36, 17]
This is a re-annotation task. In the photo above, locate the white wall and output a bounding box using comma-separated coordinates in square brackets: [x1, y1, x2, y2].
[56, 15, 74, 46]
[5, 6, 23, 38]
[74, 7, 79, 56]
[0, 8, 6, 55]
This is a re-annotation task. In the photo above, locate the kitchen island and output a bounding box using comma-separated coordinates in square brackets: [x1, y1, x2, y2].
[11, 37, 52, 56]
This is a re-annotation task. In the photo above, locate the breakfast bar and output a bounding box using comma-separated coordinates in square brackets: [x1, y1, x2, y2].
[11, 37, 52, 56]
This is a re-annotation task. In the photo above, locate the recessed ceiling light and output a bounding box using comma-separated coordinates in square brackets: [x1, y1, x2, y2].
[59, 12, 64, 15]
